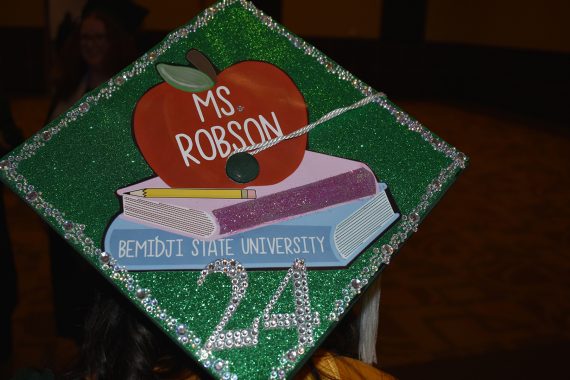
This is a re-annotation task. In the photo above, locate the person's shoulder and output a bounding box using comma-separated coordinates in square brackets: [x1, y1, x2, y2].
[49, 79, 88, 122]
[296, 350, 396, 380]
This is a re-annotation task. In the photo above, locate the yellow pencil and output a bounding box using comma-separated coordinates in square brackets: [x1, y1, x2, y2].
[129, 188, 256, 199]
[127, 188, 256, 199]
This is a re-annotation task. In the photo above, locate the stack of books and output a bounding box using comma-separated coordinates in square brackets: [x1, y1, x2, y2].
[105, 151, 399, 269]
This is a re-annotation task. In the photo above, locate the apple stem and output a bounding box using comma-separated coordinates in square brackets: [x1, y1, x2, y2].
[186, 49, 218, 83]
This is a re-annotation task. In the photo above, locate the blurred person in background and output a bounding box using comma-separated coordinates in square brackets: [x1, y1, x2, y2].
[48, 0, 146, 118]
[46, 0, 146, 343]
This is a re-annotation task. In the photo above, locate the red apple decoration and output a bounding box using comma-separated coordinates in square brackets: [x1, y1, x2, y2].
[133, 49, 308, 188]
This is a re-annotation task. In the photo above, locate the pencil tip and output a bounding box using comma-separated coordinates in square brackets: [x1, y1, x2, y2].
[129, 189, 145, 197]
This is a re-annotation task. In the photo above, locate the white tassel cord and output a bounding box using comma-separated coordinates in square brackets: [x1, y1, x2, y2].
[231, 94, 383, 156]
[358, 276, 382, 365]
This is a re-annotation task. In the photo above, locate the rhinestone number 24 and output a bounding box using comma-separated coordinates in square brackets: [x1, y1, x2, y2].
[198, 258, 320, 352]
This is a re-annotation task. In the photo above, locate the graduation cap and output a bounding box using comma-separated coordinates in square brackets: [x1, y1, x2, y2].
[0, 1, 467, 378]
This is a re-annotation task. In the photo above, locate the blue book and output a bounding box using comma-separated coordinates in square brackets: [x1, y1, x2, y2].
[104, 183, 399, 269]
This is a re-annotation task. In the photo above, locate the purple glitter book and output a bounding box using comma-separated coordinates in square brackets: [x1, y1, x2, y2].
[117, 151, 377, 239]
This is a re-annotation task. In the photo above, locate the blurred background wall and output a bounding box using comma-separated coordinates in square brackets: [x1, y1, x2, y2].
[2, 0, 569, 120]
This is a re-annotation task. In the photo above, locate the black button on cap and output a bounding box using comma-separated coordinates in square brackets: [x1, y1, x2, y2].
[226, 152, 259, 183]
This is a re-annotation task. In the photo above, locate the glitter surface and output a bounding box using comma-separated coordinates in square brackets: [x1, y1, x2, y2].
[0, 1, 466, 379]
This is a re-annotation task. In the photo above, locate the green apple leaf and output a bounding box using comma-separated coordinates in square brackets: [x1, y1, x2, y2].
[156, 63, 215, 92]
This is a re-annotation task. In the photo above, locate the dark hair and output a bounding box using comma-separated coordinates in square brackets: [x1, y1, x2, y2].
[63, 281, 210, 380]
[63, 278, 360, 380]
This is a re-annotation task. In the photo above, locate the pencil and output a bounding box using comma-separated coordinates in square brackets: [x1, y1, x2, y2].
[127, 188, 256, 199]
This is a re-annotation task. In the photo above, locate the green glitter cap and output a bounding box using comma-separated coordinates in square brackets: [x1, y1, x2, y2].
[0, 1, 467, 378]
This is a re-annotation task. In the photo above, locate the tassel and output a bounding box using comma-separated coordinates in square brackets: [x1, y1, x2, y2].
[358, 276, 382, 365]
